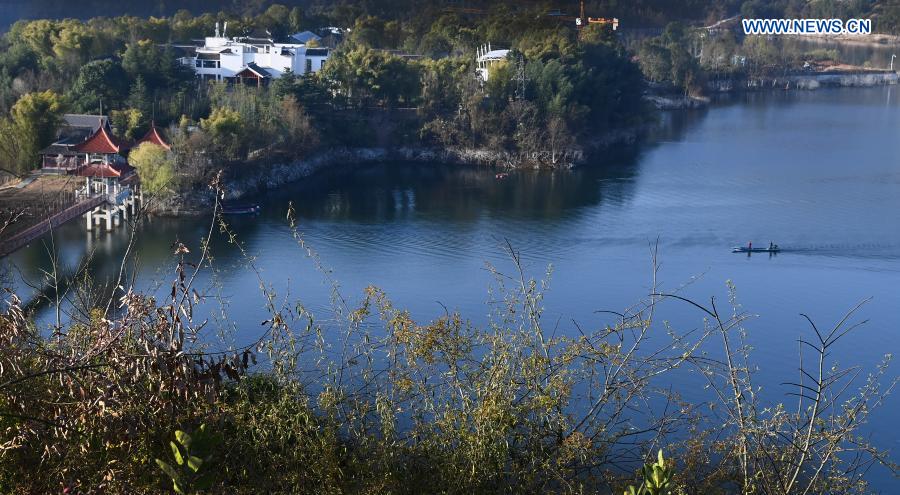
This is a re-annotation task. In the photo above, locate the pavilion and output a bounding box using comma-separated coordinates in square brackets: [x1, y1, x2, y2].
[134, 123, 171, 150]
[72, 123, 134, 202]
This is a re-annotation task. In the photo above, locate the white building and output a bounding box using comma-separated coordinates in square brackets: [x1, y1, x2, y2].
[475, 44, 510, 82]
[180, 23, 330, 84]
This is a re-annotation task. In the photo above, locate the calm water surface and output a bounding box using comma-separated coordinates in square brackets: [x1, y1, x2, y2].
[6, 86, 900, 489]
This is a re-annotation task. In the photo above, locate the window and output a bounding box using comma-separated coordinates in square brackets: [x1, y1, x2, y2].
[320, 60, 325, 69]
[305, 59, 312, 74]
[195, 60, 201, 68]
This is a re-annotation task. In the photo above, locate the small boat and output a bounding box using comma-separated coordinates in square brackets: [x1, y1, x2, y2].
[732, 246, 780, 253]
[495, 172, 509, 180]
[222, 204, 260, 215]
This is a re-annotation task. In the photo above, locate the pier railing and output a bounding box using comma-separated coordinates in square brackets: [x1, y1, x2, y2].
[0, 196, 105, 257]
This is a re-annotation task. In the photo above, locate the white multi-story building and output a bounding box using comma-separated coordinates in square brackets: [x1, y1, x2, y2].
[180, 23, 330, 84]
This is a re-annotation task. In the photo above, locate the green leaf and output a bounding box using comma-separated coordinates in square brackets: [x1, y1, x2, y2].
[155, 459, 180, 483]
[175, 430, 192, 450]
[187, 455, 203, 473]
[170, 441, 184, 465]
[173, 480, 186, 495]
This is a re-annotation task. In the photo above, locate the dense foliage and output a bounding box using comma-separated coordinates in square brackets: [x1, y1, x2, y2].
[0, 200, 895, 493]
[129, 142, 174, 194]
[5, 1, 900, 32]
[2, 1, 899, 179]
[0, 3, 653, 187]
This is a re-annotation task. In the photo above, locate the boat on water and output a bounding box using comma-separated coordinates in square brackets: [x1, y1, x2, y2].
[732, 245, 780, 253]
[732, 247, 780, 253]
[222, 204, 261, 215]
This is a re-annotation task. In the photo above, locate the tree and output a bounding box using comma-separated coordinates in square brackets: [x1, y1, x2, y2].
[51, 20, 93, 68]
[128, 76, 151, 117]
[259, 4, 292, 39]
[323, 46, 420, 108]
[637, 22, 703, 95]
[129, 142, 175, 195]
[0, 91, 65, 175]
[69, 59, 129, 113]
[276, 97, 319, 157]
[200, 107, 244, 160]
[638, 41, 672, 83]
[419, 57, 470, 117]
[110, 108, 144, 140]
[289, 7, 305, 33]
[349, 16, 402, 49]
[271, 69, 299, 100]
[122, 39, 192, 92]
[12, 20, 56, 67]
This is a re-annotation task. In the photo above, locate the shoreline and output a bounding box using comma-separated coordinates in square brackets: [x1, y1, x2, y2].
[785, 32, 900, 48]
[647, 69, 898, 109]
[153, 132, 641, 216]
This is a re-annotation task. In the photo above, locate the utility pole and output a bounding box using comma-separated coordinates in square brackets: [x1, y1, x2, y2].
[513, 54, 527, 100]
[577, 0, 585, 29]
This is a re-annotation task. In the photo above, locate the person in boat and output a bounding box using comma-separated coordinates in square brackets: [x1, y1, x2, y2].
[769, 241, 774, 250]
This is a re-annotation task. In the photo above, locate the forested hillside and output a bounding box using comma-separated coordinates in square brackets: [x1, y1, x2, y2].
[4, 0, 900, 32]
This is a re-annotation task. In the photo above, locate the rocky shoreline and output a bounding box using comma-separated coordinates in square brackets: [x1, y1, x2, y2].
[152, 130, 645, 216]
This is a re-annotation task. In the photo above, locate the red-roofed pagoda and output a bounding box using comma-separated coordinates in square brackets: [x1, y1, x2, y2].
[134, 123, 171, 150]
[72, 121, 134, 198]
[73, 120, 128, 157]
[64, 121, 141, 232]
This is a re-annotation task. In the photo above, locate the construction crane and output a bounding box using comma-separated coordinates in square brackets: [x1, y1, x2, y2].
[443, 1, 618, 30]
[575, 0, 619, 30]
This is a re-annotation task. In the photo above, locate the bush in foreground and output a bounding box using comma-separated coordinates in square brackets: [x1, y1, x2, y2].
[0, 198, 895, 494]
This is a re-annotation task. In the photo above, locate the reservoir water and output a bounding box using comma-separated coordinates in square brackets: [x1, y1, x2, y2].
[5, 86, 900, 489]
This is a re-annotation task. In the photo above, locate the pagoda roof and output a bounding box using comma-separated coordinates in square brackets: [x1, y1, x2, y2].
[136, 125, 171, 150]
[73, 123, 128, 154]
[76, 161, 134, 178]
[39, 144, 81, 156]
[62, 114, 109, 132]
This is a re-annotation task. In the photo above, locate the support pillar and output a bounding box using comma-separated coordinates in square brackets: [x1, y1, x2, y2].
[86, 209, 93, 230]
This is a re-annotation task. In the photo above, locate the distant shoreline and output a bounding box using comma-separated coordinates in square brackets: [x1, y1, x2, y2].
[785, 32, 900, 48]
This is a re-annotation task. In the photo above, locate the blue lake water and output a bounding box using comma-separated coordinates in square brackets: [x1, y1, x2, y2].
[5, 85, 900, 490]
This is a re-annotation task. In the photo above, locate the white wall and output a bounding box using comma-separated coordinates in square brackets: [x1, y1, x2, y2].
[183, 40, 329, 79]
